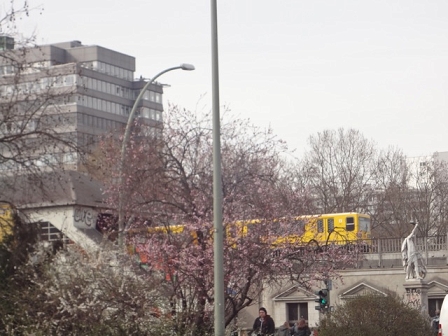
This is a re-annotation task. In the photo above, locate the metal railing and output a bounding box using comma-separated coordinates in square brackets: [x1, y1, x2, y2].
[361, 235, 447, 254]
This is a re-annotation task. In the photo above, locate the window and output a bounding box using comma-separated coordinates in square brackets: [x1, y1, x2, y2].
[287, 302, 308, 322]
[141, 107, 150, 118]
[40, 221, 70, 242]
[26, 119, 39, 131]
[346, 217, 355, 231]
[327, 218, 334, 232]
[86, 96, 92, 108]
[293, 219, 306, 232]
[63, 152, 78, 163]
[64, 74, 75, 86]
[429, 298, 445, 318]
[317, 219, 324, 233]
[245, 222, 261, 238]
[359, 217, 370, 232]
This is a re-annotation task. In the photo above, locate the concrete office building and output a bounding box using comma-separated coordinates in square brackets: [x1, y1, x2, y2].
[0, 39, 164, 170]
[0, 39, 165, 243]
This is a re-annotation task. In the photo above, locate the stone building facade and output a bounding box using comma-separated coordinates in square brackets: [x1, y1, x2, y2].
[236, 249, 448, 332]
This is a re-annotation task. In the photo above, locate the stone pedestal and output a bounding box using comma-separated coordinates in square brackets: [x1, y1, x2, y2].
[403, 279, 429, 314]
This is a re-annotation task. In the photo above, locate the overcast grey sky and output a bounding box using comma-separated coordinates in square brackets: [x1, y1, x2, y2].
[13, 0, 448, 158]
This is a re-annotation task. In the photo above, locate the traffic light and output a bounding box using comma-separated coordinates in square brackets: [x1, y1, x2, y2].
[315, 289, 329, 311]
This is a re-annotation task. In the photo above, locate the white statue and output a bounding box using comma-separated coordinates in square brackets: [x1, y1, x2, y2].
[401, 222, 427, 280]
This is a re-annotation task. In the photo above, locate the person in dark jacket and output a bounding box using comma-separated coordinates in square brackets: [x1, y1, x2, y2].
[292, 318, 311, 336]
[252, 307, 276, 335]
[432, 310, 440, 335]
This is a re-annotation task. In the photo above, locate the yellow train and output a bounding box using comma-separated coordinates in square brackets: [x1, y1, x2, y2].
[127, 213, 371, 272]
[228, 212, 371, 246]
[0, 202, 15, 243]
[304, 212, 371, 243]
[128, 212, 371, 247]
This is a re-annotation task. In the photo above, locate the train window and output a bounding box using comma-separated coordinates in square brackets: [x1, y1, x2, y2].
[269, 220, 284, 236]
[246, 222, 263, 237]
[226, 224, 240, 239]
[293, 219, 306, 232]
[359, 217, 371, 232]
[317, 219, 324, 233]
[346, 217, 355, 231]
[327, 218, 334, 232]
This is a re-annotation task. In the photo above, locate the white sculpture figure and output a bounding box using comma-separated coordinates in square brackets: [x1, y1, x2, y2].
[401, 222, 427, 280]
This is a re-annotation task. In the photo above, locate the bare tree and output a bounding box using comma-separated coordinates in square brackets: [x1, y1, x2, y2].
[374, 149, 448, 237]
[299, 131, 448, 238]
[371, 147, 414, 236]
[0, 2, 86, 200]
[300, 128, 377, 214]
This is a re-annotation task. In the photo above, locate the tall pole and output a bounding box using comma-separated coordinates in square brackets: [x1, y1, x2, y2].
[117, 64, 194, 248]
[211, 0, 225, 335]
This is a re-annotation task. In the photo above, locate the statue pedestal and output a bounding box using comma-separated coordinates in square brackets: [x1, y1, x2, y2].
[403, 280, 429, 314]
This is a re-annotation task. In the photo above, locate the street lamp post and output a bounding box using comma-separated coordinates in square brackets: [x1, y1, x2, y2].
[117, 64, 195, 248]
[210, 0, 225, 335]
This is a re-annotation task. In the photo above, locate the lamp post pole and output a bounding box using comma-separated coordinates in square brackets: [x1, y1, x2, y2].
[210, 0, 225, 335]
[117, 64, 195, 248]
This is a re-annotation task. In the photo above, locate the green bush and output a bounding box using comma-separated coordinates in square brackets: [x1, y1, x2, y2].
[318, 293, 432, 336]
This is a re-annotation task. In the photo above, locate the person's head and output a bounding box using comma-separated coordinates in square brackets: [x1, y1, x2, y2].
[283, 321, 290, 328]
[297, 318, 306, 328]
[436, 310, 441, 316]
[259, 307, 267, 319]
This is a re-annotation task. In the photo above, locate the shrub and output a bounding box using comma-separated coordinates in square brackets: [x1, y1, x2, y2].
[318, 293, 432, 336]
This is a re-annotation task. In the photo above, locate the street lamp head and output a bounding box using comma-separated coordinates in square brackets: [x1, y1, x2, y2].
[410, 220, 417, 226]
[180, 63, 195, 71]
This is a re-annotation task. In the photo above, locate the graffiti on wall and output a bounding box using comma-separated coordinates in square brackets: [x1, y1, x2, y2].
[74, 207, 98, 229]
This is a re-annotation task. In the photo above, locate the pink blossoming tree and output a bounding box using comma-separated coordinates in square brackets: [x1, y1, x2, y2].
[100, 105, 358, 334]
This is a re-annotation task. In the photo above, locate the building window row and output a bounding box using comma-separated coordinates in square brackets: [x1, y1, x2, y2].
[0, 118, 39, 135]
[76, 94, 127, 116]
[79, 75, 162, 103]
[141, 89, 162, 103]
[35, 152, 77, 167]
[139, 124, 162, 138]
[141, 107, 162, 121]
[78, 113, 124, 131]
[0, 74, 77, 95]
[0, 74, 162, 107]
[0, 151, 78, 171]
[0, 61, 53, 76]
[80, 61, 133, 81]
[75, 95, 161, 121]
[79, 75, 132, 98]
